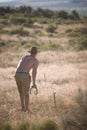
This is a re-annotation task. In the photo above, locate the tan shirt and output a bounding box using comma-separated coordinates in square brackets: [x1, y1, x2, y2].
[16, 55, 39, 73]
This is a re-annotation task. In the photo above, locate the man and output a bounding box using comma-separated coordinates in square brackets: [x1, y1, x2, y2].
[14, 47, 39, 112]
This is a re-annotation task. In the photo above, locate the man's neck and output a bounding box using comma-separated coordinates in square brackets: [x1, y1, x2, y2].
[30, 54, 36, 58]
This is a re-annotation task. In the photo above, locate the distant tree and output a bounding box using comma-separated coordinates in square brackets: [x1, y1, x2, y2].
[42, 9, 54, 18]
[70, 10, 80, 20]
[54, 10, 69, 19]
[36, 8, 44, 17]
[37, 8, 44, 15]
[31, 8, 54, 18]
[27, 6, 32, 13]
[0, 7, 5, 15]
[0, 6, 12, 15]
[31, 9, 42, 17]
[16, 6, 32, 14]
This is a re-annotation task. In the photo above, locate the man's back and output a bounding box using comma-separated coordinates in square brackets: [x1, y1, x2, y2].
[16, 55, 38, 73]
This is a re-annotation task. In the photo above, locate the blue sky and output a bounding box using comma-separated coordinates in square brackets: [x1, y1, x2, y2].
[0, 0, 13, 2]
[0, 0, 70, 2]
[0, 0, 87, 11]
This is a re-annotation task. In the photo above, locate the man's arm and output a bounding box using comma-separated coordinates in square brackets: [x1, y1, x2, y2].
[32, 60, 39, 88]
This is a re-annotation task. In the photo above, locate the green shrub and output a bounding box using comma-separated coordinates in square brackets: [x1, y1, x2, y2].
[0, 28, 9, 34]
[9, 26, 29, 36]
[9, 16, 26, 24]
[66, 27, 87, 37]
[0, 39, 6, 47]
[69, 35, 87, 50]
[17, 122, 30, 130]
[9, 26, 23, 34]
[54, 18, 62, 24]
[46, 25, 56, 33]
[0, 124, 12, 130]
[0, 19, 9, 25]
[48, 41, 62, 50]
[62, 19, 77, 24]
[74, 27, 87, 34]
[48, 33, 53, 37]
[62, 118, 78, 130]
[11, 42, 22, 50]
[67, 31, 81, 37]
[30, 123, 40, 130]
[0, 120, 58, 130]
[81, 17, 87, 24]
[24, 18, 34, 27]
[37, 18, 48, 24]
[0, 28, 5, 34]
[34, 30, 44, 36]
[23, 40, 39, 49]
[40, 120, 58, 130]
[62, 88, 87, 130]
[0, 24, 4, 29]
[65, 29, 73, 33]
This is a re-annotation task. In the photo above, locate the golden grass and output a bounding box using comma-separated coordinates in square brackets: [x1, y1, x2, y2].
[0, 23, 85, 44]
[0, 50, 87, 129]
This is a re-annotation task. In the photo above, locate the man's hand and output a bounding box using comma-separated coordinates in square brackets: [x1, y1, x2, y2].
[32, 84, 37, 89]
[30, 84, 38, 95]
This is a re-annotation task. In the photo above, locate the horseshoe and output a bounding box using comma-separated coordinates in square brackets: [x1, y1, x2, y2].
[29, 86, 38, 95]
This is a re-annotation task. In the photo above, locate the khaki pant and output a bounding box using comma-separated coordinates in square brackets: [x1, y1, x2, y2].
[15, 73, 31, 95]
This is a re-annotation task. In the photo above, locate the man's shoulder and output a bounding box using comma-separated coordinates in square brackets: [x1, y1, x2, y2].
[23, 55, 29, 59]
[32, 58, 39, 66]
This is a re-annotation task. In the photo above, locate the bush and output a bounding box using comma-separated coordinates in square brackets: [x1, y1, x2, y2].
[69, 35, 87, 50]
[9, 26, 29, 36]
[0, 120, 58, 130]
[48, 41, 62, 50]
[0, 19, 9, 25]
[24, 18, 34, 27]
[62, 88, 87, 130]
[73, 88, 87, 129]
[0, 39, 6, 47]
[37, 18, 48, 24]
[74, 27, 87, 34]
[17, 122, 30, 130]
[9, 26, 23, 34]
[0, 124, 12, 130]
[65, 29, 73, 33]
[66, 27, 87, 37]
[46, 25, 56, 33]
[40, 120, 58, 130]
[67, 31, 81, 37]
[9, 16, 26, 24]
[30, 123, 40, 130]
[34, 30, 44, 36]
[23, 39, 39, 49]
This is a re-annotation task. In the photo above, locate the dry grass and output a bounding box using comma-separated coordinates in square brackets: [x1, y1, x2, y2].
[0, 23, 85, 45]
[0, 49, 87, 129]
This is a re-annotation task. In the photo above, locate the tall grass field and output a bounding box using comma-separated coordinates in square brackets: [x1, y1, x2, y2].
[0, 6, 87, 130]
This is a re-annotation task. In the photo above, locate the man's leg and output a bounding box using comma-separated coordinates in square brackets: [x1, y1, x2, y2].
[25, 93, 29, 111]
[24, 75, 31, 111]
[16, 80, 25, 111]
[21, 74, 31, 112]
[19, 92, 25, 111]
